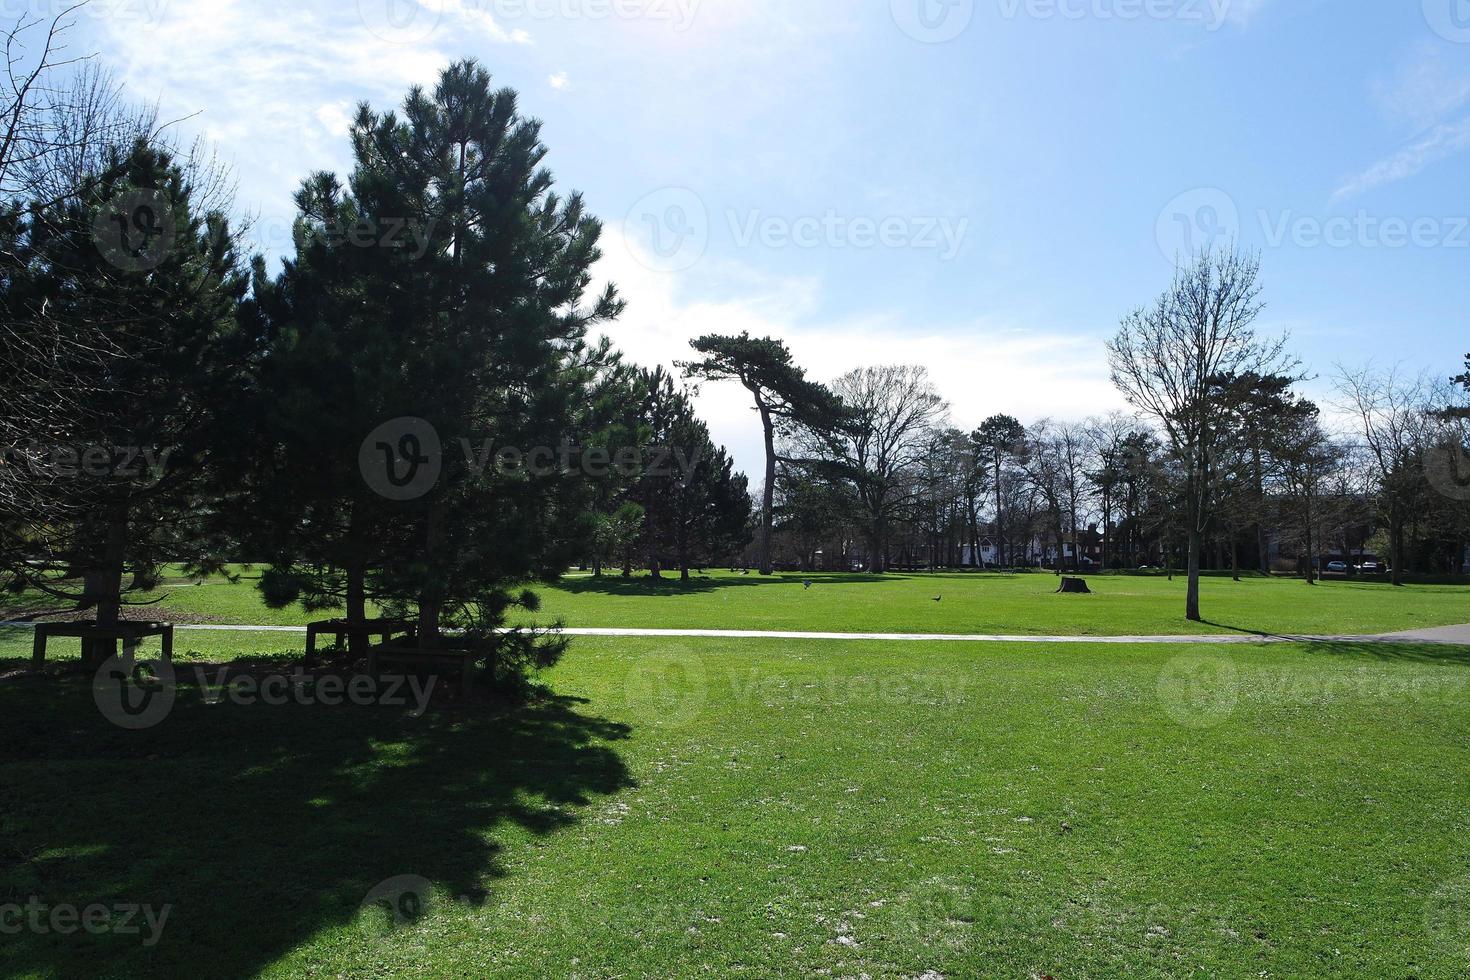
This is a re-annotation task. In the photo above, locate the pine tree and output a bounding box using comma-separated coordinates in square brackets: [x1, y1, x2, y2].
[260, 61, 622, 689]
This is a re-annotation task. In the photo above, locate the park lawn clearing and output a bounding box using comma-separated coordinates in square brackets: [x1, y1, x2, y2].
[5, 635, 1470, 977]
[7, 568, 1470, 638]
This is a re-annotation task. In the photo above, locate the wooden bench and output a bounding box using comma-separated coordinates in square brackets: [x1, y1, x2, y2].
[367, 642, 478, 693]
[31, 620, 174, 670]
[304, 618, 415, 665]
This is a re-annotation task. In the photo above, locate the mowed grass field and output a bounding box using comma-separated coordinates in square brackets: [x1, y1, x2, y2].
[12, 568, 1470, 637]
[6, 634, 1470, 977]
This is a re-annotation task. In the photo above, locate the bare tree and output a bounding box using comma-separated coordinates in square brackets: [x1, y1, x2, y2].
[808, 365, 948, 573]
[1108, 249, 1294, 621]
[1275, 407, 1337, 585]
[1334, 365, 1437, 586]
[3, 3, 98, 200]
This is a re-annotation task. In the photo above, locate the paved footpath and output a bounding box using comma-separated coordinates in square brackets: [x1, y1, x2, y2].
[6, 622, 1470, 645]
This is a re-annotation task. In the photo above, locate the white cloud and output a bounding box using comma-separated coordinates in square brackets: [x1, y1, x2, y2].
[593, 235, 1125, 479]
[314, 101, 356, 138]
[549, 71, 571, 90]
[89, 0, 535, 257]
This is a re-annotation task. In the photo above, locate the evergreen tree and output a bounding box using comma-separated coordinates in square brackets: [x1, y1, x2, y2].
[631, 367, 750, 580]
[680, 333, 846, 575]
[1, 139, 253, 655]
[258, 61, 621, 688]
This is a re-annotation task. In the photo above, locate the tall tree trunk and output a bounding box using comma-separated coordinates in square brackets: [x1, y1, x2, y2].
[1303, 490, 1316, 585]
[416, 500, 446, 647]
[994, 458, 1005, 567]
[758, 403, 776, 576]
[345, 559, 367, 657]
[1185, 527, 1202, 621]
[80, 513, 128, 665]
[1390, 506, 1405, 587]
[1253, 448, 1269, 575]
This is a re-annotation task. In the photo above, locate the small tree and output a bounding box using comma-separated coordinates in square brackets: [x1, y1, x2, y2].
[1108, 248, 1293, 621]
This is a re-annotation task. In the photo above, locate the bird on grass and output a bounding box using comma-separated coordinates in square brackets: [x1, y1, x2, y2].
[803, 580, 813, 590]
[932, 595, 942, 602]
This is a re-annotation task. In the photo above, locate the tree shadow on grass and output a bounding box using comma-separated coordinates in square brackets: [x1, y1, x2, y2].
[0, 660, 633, 979]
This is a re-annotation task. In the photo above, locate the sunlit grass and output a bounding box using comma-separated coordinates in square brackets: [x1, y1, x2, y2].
[6, 636, 1470, 977]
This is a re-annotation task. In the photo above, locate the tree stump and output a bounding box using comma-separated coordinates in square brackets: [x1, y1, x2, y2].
[1056, 577, 1092, 594]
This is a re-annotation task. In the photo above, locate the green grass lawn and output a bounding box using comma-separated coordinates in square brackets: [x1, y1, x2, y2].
[6, 634, 1470, 977]
[28, 567, 1465, 637]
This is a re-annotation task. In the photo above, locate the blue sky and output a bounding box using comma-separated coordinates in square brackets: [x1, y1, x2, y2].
[75, 0, 1470, 476]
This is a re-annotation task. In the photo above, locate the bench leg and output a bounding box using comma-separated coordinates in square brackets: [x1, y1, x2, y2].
[31, 629, 46, 671]
[161, 626, 174, 664]
[304, 627, 317, 668]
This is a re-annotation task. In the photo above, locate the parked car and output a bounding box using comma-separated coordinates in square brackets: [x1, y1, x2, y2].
[1359, 560, 1384, 573]
[1326, 561, 1349, 573]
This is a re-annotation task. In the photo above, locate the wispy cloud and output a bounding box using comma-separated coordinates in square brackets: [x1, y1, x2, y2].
[549, 71, 571, 91]
[1332, 118, 1470, 203]
[1334, 42, 1470, 203]
[1371, 42, 1470, 132]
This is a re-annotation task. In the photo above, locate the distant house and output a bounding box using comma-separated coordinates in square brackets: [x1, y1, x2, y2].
[960, 525, 1107, 568]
